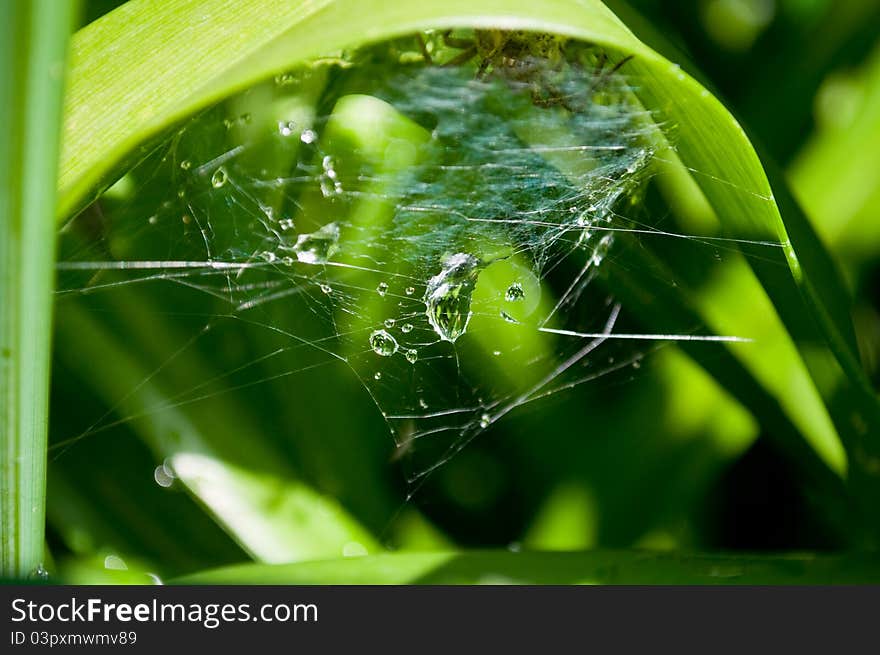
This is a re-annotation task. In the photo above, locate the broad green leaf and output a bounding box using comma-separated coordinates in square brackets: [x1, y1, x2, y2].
[175, 550, 880, 585]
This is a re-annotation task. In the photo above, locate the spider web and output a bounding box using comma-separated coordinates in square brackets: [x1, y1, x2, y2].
[53, 31, 769, 493]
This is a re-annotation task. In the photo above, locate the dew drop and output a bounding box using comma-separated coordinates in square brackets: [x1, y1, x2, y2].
[260, 251, 277, 263]
[179, 159, 191, 170]
[104, 554, 128, 571]
[405, 286, 415, 296]
[30, 564, 49, 581]
[278, 120, 296, 136]
[401, 323, 414, 334]
[279, 218, 295, 231]
[419, 398, 429, 409]
[320, 155, 342, 196]
[479, 413, 491, 428]
[154, 463, 175, 488]
[320, 284, 332, 294]
[148, 216, 158, 225]
[500, 311, 519, 323]
[300, 129, 317, 144]
[377, 282, 389, 296]
[211, 167, 228, 188]
[406, 349, 418, 364]
[374, 372, 382, 380]
[369, 329, 398, 357]
[384, 318, 395, 329]
[275, 72, 295, 86]
[290, 222, 340, 264]
[424, 253, 481, 343]
[505, 282, 525, 302]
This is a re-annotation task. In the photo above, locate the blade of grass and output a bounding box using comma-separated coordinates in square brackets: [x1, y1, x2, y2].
[1, 0, 76, 579]
[175, 550, 880, 585]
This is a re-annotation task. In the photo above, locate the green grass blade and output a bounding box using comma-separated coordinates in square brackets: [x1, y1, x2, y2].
[1, 0, 76, 579]
[175, 550, 880, 585]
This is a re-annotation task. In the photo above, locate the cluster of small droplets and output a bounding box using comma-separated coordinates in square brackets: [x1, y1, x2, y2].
[320, 155, 343, 197]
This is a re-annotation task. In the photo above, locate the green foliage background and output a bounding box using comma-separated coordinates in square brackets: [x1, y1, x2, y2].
[3, 0, 880, 583]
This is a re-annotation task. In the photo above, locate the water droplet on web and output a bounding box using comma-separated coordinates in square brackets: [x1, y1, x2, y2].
[279, 218, 295, 231]
[376, 282, 389, 296]
[211, 167, 228, 188]
[260, 251, 277, 263]
[320, 155, 342, 196]
[104, 554, 128, 571]
[369, 329, 398, 357]
[148, 216, 158, 225]
[493, 350, 502, 356]
[320, 284, 332, 294]
[29, 564, 49, 581]
[419, 398, 429, 409]
[479, 413, 491, 428]
[177, 189, 186, 198]
[153, 462, 175, 488]
[290, 222, 339, 264]
[384, 318, 395, 329]
[374, 372, 382, 380]
[401, 323, 414, 334]
[505, 282, 525, 302]
[179, 159, 191, 170]
[424, 253, 481, 343]
[300, 129, 317, 144]
[181, 214, 191, 225]
[278, 120, 296, 137]
[406, 349, 418, 364]
[405, 286, 415, 296]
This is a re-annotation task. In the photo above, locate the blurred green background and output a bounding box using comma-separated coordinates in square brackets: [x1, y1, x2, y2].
[44, 0, 880, 583]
